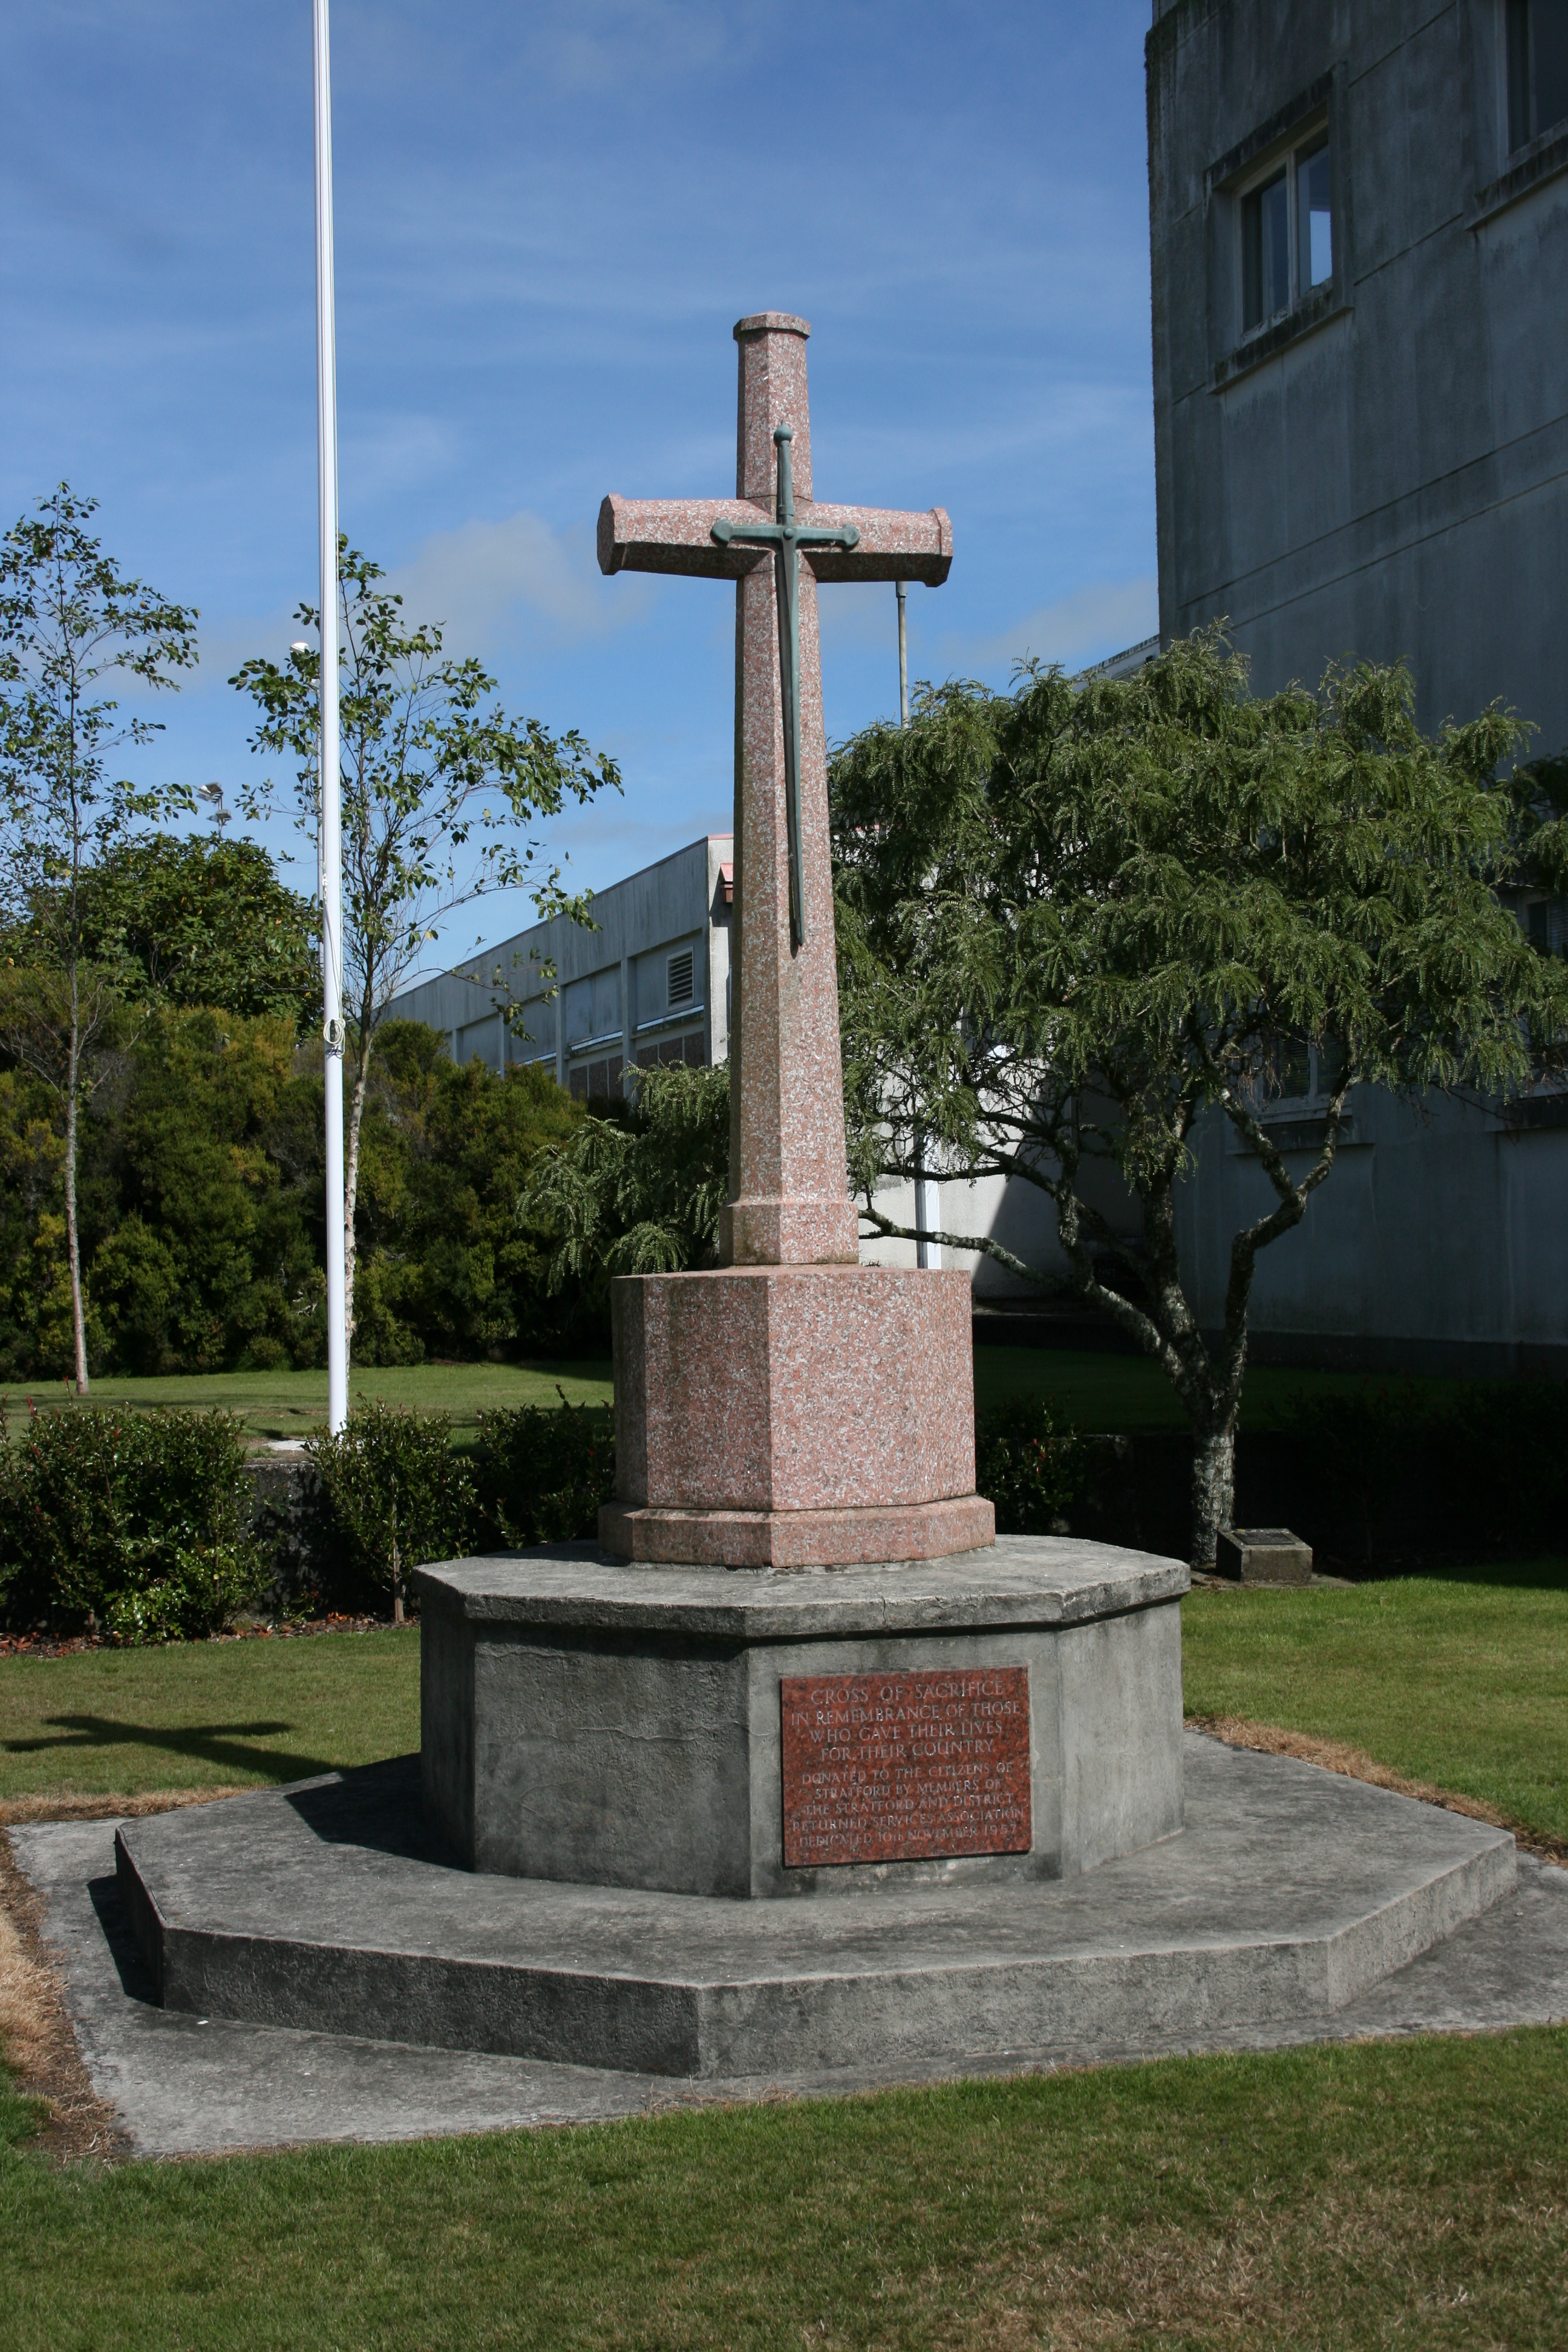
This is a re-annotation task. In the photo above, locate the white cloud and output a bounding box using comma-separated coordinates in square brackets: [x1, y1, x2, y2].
[955, 575, 1159, 677]
[387, 509, 646, 655]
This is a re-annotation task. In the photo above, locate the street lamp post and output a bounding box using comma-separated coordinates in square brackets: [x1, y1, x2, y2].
[313, 0, 348, 1434]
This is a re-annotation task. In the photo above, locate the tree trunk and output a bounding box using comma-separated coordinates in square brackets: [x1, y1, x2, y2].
[64, 1006, 88, 1395]
[342, 1042, 371, 1352]
[1189, 1425, 1235, 1569]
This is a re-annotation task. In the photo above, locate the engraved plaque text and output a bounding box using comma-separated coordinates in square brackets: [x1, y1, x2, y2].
[780, 1667, 1031, 1868]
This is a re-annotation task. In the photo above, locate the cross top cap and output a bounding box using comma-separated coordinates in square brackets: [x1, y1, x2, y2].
[734, 312, 809, 341]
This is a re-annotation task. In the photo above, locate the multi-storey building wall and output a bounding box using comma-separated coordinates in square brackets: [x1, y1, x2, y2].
[1150, 0, 1568, 1371]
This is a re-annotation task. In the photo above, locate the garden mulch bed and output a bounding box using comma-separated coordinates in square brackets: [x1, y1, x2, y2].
[0, 1612, 387, 1661]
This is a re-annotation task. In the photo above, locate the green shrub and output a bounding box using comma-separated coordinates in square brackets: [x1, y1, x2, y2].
[975, 1395, 1092, 1536]
[1281, 1377, 1568, 1561]
[0, 1402, 265, 1638]
[472, 1393, 615, 1547]
[1278, 1382, 1434, 1563]
[306, 1402, 476, 1621]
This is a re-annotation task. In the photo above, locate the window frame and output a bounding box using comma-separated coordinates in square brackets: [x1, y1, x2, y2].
[1504, 0, 1568, 152]
[1205, 70, 1349, 391]
[1235, 119, 1334, 341]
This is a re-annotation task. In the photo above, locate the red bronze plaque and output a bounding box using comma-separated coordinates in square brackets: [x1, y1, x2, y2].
[779, 1667, 1031, 1869]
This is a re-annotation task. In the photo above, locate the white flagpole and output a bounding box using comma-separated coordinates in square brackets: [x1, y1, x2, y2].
[313, 0, 348, 1434]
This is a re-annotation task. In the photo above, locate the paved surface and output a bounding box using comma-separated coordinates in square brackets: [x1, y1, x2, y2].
[11, 1736, 1565, 2157]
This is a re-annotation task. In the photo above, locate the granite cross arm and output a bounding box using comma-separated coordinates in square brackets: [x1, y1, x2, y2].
[599, 465, 949, 949]
[595, 491, 952, 585]
[595, 313, 953, 1277]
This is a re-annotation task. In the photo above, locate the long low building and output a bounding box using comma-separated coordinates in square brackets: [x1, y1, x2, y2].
[387, 836, 733, 1102]
[384, 833, 1063, 1301]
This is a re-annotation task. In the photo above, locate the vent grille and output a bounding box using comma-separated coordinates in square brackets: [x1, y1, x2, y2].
[667, 949, 694, 1007]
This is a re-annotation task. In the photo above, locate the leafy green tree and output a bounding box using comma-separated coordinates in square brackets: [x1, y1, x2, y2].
[520, 1059, 730, 1299]
[0, 1061, 71, 1378]
[74, 831, 318, 1027]
[0, 487, 197, 1391]
[232, 546, 619, 1355]
[80, 1007, 322, 1376]
[345, 1021, 592, 1364]
[831, 631, 1568, 1563]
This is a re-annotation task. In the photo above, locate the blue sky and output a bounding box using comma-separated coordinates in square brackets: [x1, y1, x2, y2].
[2, 1, 1157, 973]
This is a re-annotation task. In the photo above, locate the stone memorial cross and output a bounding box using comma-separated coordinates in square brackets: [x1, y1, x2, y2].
[598, 312, 951, 1269]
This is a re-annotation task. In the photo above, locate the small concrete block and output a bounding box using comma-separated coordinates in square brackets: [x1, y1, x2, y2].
[1215, 1526, 1313, 1586]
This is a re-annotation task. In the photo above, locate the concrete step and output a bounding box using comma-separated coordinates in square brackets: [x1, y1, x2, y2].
[114, 1736, 1515, 2083]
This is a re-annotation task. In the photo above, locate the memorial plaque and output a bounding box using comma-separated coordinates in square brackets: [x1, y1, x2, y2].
[780, 1667, 1031, 1868]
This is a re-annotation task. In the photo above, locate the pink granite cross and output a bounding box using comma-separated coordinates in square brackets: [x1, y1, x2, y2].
[598, 312, 952, 1269]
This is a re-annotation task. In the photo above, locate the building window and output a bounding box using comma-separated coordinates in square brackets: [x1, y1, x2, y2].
[1241, 132, 1333, 333]
[1267, 1032, 1345, 1103]
[1507, 0, 1568, 150]
[667, 948, 694, 1007]
[635, 1033, 705, 1071]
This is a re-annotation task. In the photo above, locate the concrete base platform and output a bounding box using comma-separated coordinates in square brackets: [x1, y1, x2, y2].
[113, 1737, 1517, 2085]
[14, 1743, 1564, 2158]
[415, 1537, 1188, 1897]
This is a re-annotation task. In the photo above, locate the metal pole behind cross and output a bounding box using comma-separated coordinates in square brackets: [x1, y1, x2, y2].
[313, 0, 348, 1434]
[895, 577, 909, 728]
[895, 578, 938, 1264]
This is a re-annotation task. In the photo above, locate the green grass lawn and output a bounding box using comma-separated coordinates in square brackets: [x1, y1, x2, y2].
[7, 1347, 1459, 1447]
[3, 1568, 1566, 2342]
[1181, 1560, 1568, 1846]
[1, 2030, 1564, 2348]
[2, 1360, 615, 1448]
[0, 1629, 420, 1805]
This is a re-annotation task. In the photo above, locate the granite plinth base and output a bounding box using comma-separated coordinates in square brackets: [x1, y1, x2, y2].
[607, 1263, 988, 1568]
[415, 1538, 1184, 1899]
[112, 1738, 1519, 2088]
[598, 1495, 996, 1568]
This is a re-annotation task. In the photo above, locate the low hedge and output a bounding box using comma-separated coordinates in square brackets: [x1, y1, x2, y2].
[975, 1394, 1093, 1535]
[0, 1401, 265, 1642]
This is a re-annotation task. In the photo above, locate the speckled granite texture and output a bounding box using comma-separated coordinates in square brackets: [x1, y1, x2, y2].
[607, 1264, 979, 1512]
[598, 314, 979, 1567]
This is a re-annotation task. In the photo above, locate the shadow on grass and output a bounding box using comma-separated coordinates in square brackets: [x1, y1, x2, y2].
[2, 1715, 341, 1783]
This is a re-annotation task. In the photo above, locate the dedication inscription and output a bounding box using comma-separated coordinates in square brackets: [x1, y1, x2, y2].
[780, 1667, 1031, 1868]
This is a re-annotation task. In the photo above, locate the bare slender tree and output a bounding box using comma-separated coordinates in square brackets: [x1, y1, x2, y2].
[233, 544, 618, 1354]
[0, 487, 197, 1391]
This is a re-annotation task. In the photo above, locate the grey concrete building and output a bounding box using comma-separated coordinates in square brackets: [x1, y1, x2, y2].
[1148, 0, 1568, 1373]
[385, 835, 733, 1100]
[1149, 0, 1568, 756]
